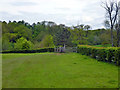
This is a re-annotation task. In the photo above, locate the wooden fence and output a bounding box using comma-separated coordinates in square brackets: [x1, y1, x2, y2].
[54, 47, 77, 53]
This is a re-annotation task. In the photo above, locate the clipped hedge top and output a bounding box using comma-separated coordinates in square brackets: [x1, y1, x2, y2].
[1, 47, 54, 53]
[78, 45, 120, 50]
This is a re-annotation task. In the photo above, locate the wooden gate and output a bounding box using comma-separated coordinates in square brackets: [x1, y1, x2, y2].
[54, 47, 77, 53]
[64, 47, 77, 53]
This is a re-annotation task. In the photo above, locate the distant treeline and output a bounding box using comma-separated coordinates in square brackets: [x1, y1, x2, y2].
[0, 20, 118, 51]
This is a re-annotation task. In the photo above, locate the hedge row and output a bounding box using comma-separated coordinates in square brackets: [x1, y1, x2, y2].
[1, 47, 54, 53]
[77, 45, 120, 65]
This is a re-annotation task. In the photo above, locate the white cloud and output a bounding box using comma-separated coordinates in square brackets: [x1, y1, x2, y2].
[0, 0, 107, 29]
[82, 16, 93, 22]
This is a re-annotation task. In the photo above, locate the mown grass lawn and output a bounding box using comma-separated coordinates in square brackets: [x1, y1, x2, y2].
[2, 53, 118, 88]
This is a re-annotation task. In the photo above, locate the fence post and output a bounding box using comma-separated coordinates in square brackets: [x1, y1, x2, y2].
[59, 47, 61, 52]
[76, 47, 77, 53]
[56, 47, 58, 52]
[54, 47, 56, 52]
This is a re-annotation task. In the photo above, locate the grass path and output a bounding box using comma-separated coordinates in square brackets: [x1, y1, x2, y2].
[2, 53, 118, 88]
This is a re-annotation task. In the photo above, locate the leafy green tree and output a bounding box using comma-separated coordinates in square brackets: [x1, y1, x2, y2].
[53, 25, 72, 47]
[33, 31, 48, 42]
[40, 35, 55, 48]
[2, 21, 9, 34]
[2, 36, 12, 50]
[69, 25, 87, 45]
[14, 25, 32, 41]
[84, 25, 91, 37]
[14, 37, 33, 50]
[3, 33, 19, 43]
[99, 30, 111, 45]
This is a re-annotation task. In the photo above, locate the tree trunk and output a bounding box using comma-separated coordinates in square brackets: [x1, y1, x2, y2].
[118, 23, 120, 47]
[111, 26, 114, 47]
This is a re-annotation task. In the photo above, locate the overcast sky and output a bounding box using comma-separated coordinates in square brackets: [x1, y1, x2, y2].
[0, 0, 118, 29]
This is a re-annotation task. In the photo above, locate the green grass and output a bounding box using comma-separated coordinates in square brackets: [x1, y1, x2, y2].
[2, 53, 118, 88]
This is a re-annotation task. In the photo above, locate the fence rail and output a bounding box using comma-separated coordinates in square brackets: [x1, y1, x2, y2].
[54, 47, 77, 53]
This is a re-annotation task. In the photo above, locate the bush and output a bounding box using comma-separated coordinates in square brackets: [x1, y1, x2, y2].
[77, 45, 120, 65]
[2, 47, 54, 53]
[14, 37, 33, 50]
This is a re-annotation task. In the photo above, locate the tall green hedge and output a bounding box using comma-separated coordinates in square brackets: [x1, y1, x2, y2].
[77, 45, 120, 65]
[1, 47, 54, 53]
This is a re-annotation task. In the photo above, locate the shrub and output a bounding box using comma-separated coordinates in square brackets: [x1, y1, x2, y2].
[14, 37, 33, 50]
[2, 47, 54, 53]
[77, 45, 120, 65]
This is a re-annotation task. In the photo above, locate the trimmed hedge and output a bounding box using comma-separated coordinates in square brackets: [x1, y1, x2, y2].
[1, 47, 54, 53]
[77, 45, 120, 65]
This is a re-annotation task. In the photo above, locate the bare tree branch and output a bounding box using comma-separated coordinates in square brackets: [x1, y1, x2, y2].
[102, 0, 119, 47]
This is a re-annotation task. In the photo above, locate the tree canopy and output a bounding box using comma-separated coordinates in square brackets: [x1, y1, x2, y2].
[1, 20, 118, 51]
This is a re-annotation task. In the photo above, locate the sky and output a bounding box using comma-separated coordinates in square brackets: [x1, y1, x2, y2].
[0, 0, 118, 29]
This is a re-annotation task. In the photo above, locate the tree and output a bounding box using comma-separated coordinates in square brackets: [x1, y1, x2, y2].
[2, 21, 9, 34]
[33, 31, 47, 42]
[54, 25, 71, 47]
[69, 25, 87, 45]
[117, 2, 120, 46]
[115, 22, 120, 46]
[99, 31, 111, 45]
[14, 25, 32, 40]
[79, 24, 84, 29]
[47, 21, 56, 27]
[14, 37, 33, 50]
[84, 25, 91, 37]
[104, 20, 110, 29]
[40, 35, 55, 48]
[102, 0, 119, 47]
[3, 33, 19, 43]
[2, 36, 12, 50]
